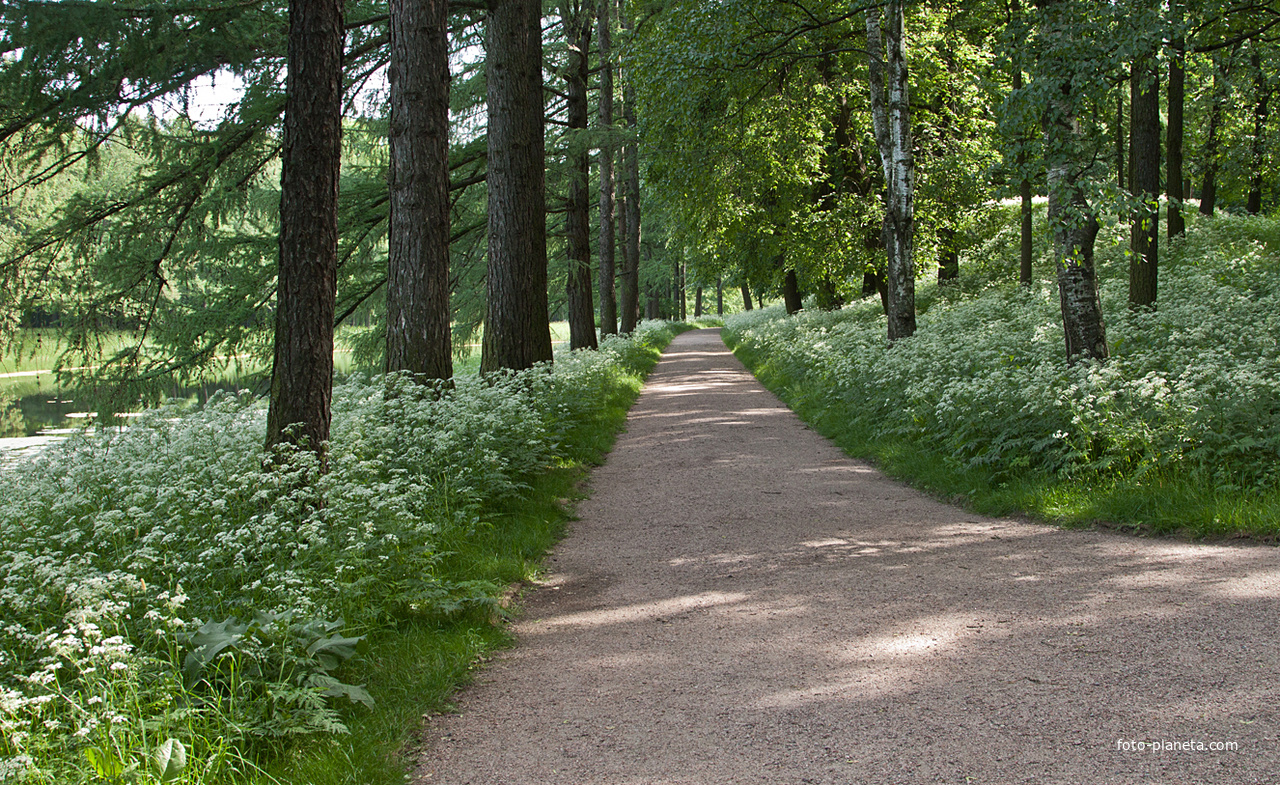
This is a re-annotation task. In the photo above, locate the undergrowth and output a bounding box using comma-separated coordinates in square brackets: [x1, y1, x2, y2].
[724, 210, 1280, 540]
[0, 320, 686, 784]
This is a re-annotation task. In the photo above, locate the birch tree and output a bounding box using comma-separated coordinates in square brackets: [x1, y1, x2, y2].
[865, 0, 917, 342]
[1034, 0, 1108, 363]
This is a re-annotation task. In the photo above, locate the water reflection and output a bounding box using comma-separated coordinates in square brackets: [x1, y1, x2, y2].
[9, 378, 262, 437]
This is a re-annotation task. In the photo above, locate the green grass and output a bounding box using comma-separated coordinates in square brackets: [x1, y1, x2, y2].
[729, 332, 1280, 542]
[253, 623, 505, 785]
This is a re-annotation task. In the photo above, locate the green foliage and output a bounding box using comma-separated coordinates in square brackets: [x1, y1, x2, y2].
[0, 2, 501, 395]
[725, 211, 1280, 538]
[0, 321, 681, 784]
[633, 0, 1005, 305]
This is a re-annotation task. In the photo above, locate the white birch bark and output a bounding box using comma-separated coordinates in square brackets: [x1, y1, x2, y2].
[1038, 0, 1108, 364]
[865, 1, 916, 342]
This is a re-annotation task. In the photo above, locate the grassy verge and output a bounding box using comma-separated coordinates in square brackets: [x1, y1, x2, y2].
[0, 320, 688, 785]
[730, 337, 1280, 541]
[723, 211, 1280, 542]
[252, 322, 686, 785]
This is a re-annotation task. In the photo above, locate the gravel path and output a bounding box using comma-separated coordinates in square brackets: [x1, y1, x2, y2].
[414, 328, 1280, 784]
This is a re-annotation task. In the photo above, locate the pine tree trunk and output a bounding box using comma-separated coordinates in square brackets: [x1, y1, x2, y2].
[865, 1, 917, 342]
[386, 0, 453, 379]
[670, 258, 678, 319]
[266, 0, 345, 456]
[619, 146, 640, 332]
[617, 0, 641, 334]
[1129, 52, 1159, 308]
[1038, 0, 1108, 364]
[619, 148, 641, 332]
[596, 0, 618, 335]
[563, 0, 596, 350]
[1167, 6, 1186, 237]
[616, 181, 631, 324]
[481, 0, 553, 372]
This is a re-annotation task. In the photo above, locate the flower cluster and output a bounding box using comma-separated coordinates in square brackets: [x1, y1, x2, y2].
[725, 213, 1280, 490]
[0, 320, 680, 783]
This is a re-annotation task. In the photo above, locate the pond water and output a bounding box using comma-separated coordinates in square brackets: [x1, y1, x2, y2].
[3, 375, 266, 437]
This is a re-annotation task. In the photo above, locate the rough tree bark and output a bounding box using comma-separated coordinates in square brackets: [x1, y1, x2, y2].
[385, 0, 452, 379]
[617, 177, 632, 323]
[1129, 51, 1159, 308]
[740, 281, 753, 311]
[619, 142, 641, 333]
[1167, 1, 1186, 237]
[266, 0, 345, 456]
[1019, 172, 1034, 285]
[562, 0, 597, 350]
[481, 0, 553, 372]
[596, 0, 618, 335]
[1037, 0, 1108, 364]
[694, 286, 702, 318]
[716, 277, 723, 315]
[865, 0, 917, 342]
[617, 0, 641, 333]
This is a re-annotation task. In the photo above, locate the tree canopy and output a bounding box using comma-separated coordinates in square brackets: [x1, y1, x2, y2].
[1, 0, 1277, 401]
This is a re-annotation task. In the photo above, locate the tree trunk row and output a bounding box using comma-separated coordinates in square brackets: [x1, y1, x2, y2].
[618, 0, 641, 334]
[596, 0, 618, 336]
[563, 0, 597, 350]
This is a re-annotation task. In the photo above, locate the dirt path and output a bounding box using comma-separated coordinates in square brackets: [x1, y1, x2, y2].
[414, 328, 1280, 785]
